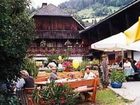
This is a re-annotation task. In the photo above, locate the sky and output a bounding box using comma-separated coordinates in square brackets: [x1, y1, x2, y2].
[30, 0, 69, 8]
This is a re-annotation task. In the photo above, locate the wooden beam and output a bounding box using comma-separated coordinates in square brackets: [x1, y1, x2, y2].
[108, 21, 113, 36]
[125, 13, 129, 28]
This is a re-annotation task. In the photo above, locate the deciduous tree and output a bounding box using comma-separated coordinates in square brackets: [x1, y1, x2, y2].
[0, 0, 35, 82]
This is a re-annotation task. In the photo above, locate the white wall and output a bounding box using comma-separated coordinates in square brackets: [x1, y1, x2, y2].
[68, 57, 83, 62]
[134, 51, 140, 61]
[32, 56, 48, 61]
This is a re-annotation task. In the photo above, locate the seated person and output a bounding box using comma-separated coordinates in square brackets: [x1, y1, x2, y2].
[58, 62, 64, 71]
[47, 60, 58, 69]
[49, 67, 59, 81]
[68, 73, 75, 79]
[16, 70, 34, 89]
[84, 66, 96, 79]
[16, 77, 25, 90]
[123, 58, 134, 77]
[136, 59, 140, 71]
[81, 66, 96, 101]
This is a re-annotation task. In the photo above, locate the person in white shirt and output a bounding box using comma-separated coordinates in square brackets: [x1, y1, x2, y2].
[82, 66, 96, 101]
[16, 70, 34, 89]
[58, 63, 64, 70]
[123, 59, 132, 69]
[123, 58, 134, 77]
[16, 78, 25, 90]
[84, 66, 96, 79]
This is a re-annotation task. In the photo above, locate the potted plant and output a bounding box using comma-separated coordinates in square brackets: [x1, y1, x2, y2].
[110, 69, 125, 88]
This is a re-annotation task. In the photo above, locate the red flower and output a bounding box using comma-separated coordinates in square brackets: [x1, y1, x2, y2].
[62, 61, 72, 68]
[60, 97, 66, 104]
[57, 83, 64, 87]
[50, 99, 55, 105]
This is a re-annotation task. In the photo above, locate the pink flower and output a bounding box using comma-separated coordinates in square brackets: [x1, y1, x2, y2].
[62, 61, 72, 68]
[57, 83, 64, 87]
[60, 97, 66, 104]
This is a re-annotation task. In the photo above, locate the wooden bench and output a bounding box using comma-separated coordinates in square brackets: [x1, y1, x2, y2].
[16, 88, 35, 105]
[25, 78, 99, 105]
[67, 77, 99, 103]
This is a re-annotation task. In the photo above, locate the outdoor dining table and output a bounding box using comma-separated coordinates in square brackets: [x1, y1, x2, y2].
[35, 78, 83, 88]
[35, 81, 48, 88]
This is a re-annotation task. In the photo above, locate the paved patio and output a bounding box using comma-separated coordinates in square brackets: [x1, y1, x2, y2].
[109, 81, 140, 105]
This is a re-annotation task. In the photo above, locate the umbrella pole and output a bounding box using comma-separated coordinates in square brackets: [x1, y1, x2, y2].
[121, 49, 124, 68]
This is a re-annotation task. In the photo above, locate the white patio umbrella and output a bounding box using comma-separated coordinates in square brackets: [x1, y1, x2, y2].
[124, 40, 140, 52]
[91, 32, 127, 52]
[124, 17, 140, 44]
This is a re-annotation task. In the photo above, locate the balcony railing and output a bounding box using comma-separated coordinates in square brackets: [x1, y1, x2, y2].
[27, 47, 89, 57]
[35, 30, 80, 39]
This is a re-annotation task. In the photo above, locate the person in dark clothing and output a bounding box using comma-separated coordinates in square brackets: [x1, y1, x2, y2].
[119, 58, 126, 68]
[20, 70, 34, 88]
[136, 59, 140, 71]
[100, 54, 109, 88]
[132, 59, 140, 81]
[130, 59, 137, 72]
[16, 70, 34, 105]
[127, 58, 138, 81]
[23, 76, 34, 88]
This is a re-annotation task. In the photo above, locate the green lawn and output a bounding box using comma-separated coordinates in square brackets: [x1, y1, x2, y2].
[78, 88, 132, 105]
[96, 89, 131, 105]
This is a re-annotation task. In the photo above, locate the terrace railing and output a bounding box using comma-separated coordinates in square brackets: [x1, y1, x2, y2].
[35, 30, 80, 39]
[27, 47, 89, 57]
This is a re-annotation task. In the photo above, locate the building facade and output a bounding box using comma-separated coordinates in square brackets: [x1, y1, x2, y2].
[27, 3, 88, 57]
[80, 0, 140, 61]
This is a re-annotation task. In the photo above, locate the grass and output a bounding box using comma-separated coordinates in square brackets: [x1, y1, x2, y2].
[96, 89, 131, 105]
[78, 88, 131, 105]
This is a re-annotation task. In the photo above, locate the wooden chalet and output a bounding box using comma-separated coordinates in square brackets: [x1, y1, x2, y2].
[27, 3, 85, 57]
[80, 0, 140, 52]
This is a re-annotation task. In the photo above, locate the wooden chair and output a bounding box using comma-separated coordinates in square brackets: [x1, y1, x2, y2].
[16, 88, 35, 105]
[24, 88, 35, 105]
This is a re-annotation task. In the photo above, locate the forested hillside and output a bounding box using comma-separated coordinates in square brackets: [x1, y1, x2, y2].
[59, 0, 133, 26]
[59, 0, 132, 11]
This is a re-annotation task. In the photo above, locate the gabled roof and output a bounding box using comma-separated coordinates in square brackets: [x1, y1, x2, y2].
[34, 3, 71, 17]
[33, 3, 85, 29]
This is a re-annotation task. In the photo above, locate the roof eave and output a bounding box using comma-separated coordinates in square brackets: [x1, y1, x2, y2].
[80, 0, 140, 34]
[72, 17, 85, 29]
[33, 15, 72, 17]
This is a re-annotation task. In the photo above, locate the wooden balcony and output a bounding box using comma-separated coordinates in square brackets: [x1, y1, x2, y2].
[35, 30, 80, 39]
[27, 47, 89, 57]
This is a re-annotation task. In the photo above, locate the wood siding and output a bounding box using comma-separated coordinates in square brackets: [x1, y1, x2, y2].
[34, 16, 83, 31]
[27, 15, 85, 56]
